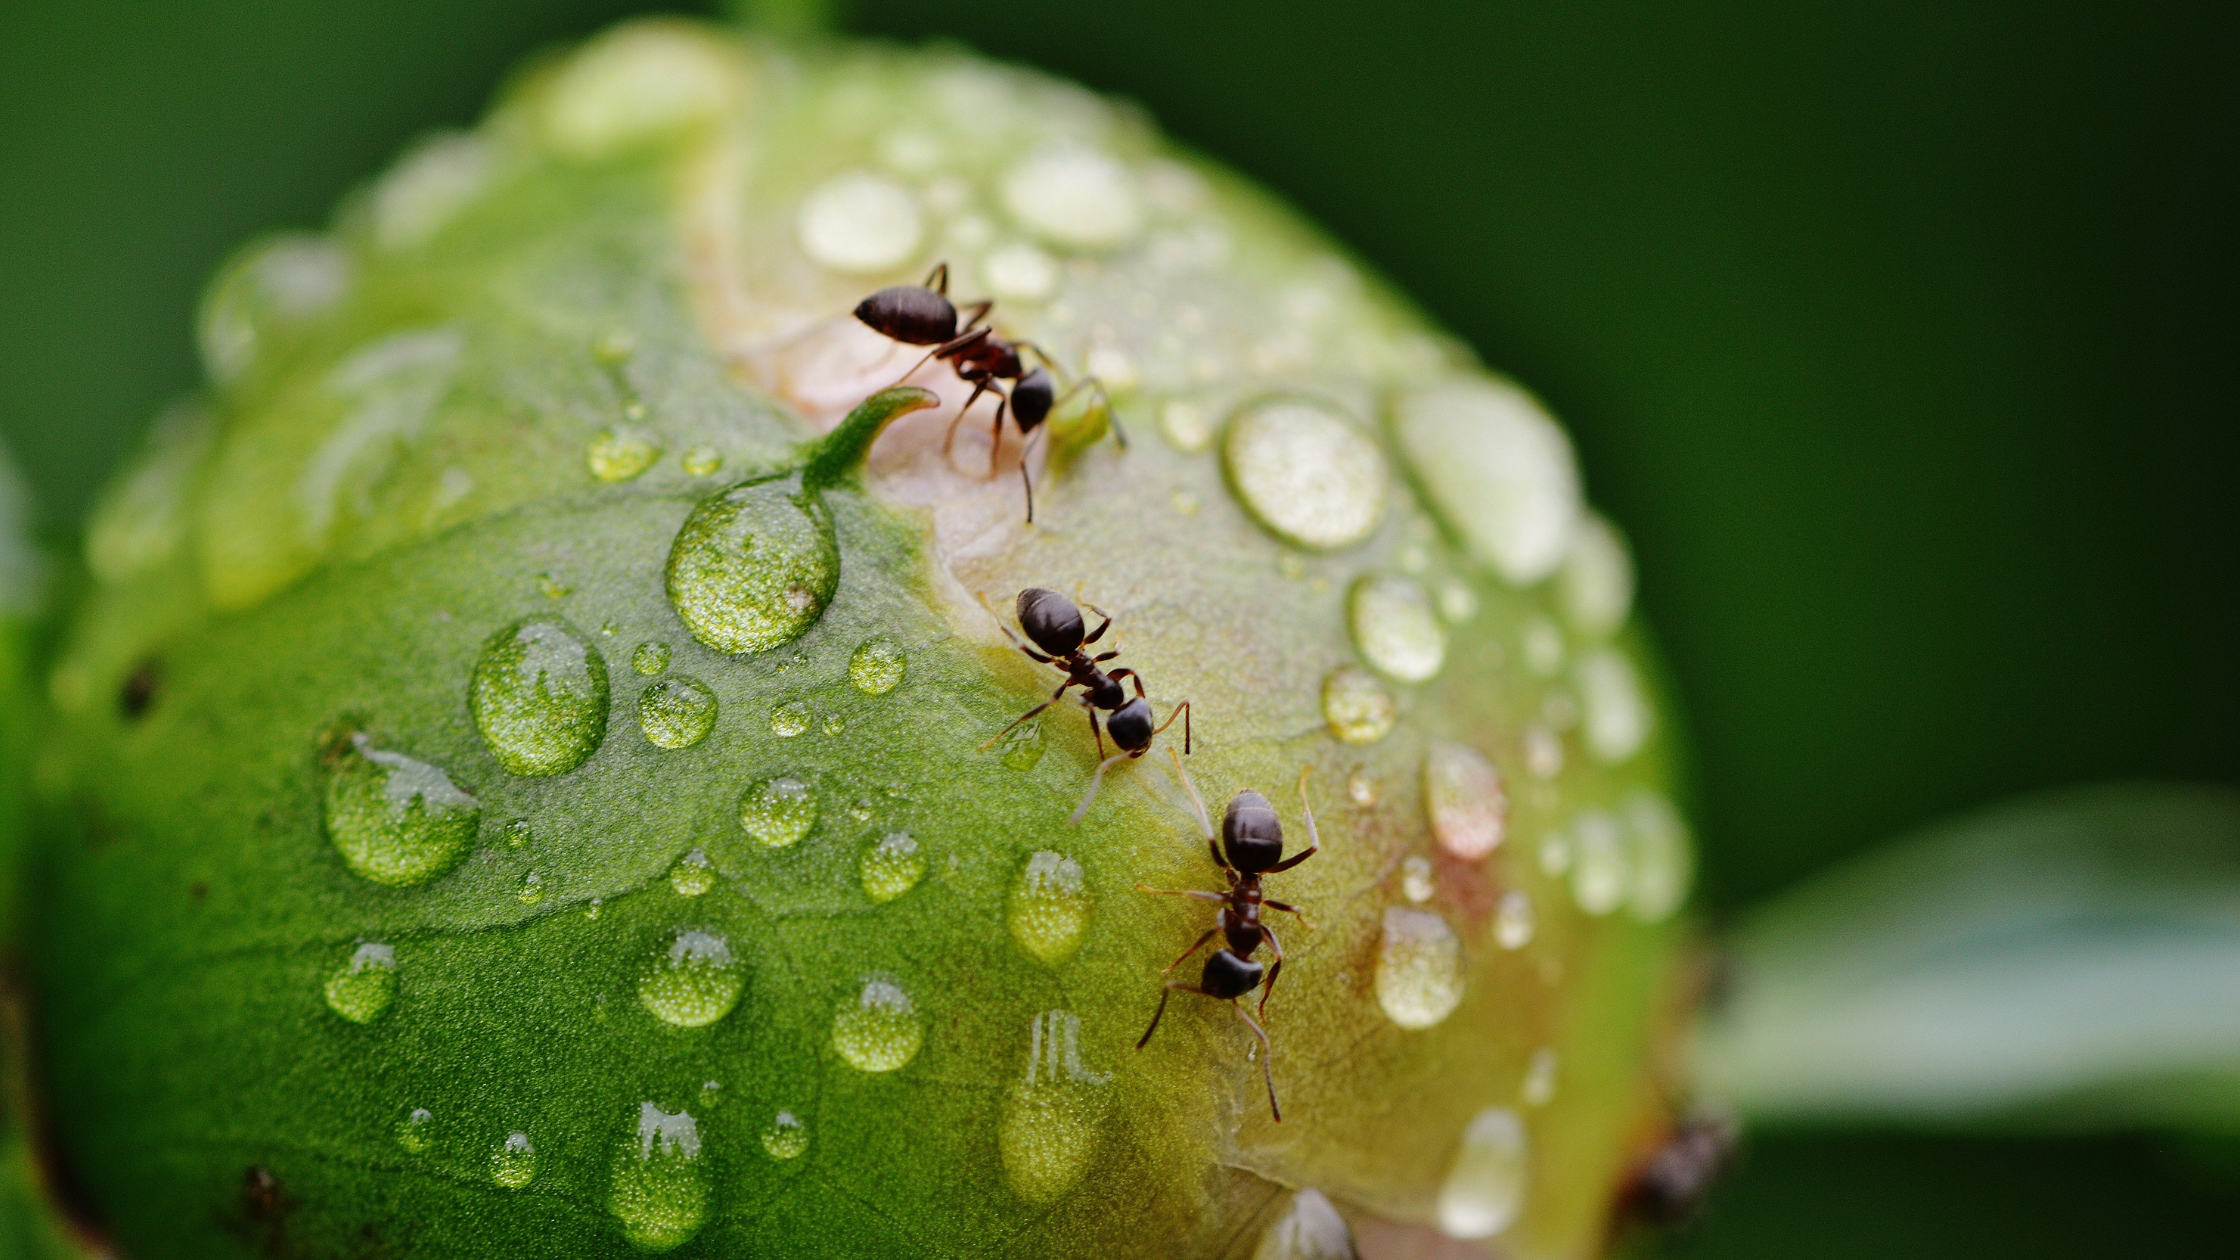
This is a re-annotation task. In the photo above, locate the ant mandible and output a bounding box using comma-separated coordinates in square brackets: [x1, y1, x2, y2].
[977, 587, 1190, 822]
[1134, 753, 1319, 1122]
[853, 263, 1122, 522]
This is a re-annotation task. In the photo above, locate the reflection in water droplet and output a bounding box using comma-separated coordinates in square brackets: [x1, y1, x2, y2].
[761, 1110, 808, 1160]
[1346, 769, 1378, 806]
[1570, 811, 1629, 915]
[586, 428, 661, 482]
[1000, 1010, 1109, 1203]
[503, 818, 532, 848]
[1251, 1187, 1357, 1260]
[798, 172, 923, 274]
[860, 833, 925, 903]
[1625, 792, 1693, 922]
[665, 476, 837, 655]
[770, 701, 810, 737]
[325, 734, 482, 887]
[493, 1131, 536, 1188]
[682, 447, 723, 477]
[1423, 740, 1506, 860]
[516, 870, 545, 905]
[1393, 379, 1582, 585]
[322, 942, 397, 1024]
[669, 848, 716, 897]
[639, 676, 718, 749]
[638, 930, 746, 1028]
[396, 1107, 434, 1154]
[1437, 1107, 1529, 1239]
[1321, 666, 1396, 745]
[1401, 856, 1436, 903]
[631, 641, 671, 676]
[1521, 1047, 1559, 1107]
[1495, 890, 1536, 950]
[1350, 575, 1446, 682]
[995, 718, 1047, 771]
[1001, 142, 1143, 250]
[1376, 907, 1465, 1029]
[848, 639, 907, 695]
[1578, 649, 1651, 763]
[1008, 852, 1090, 966]
[1222, 399, 1387, 551]
[833, 976, 923, 1072]
[739, 777, 816, 848]
[609, 1103, 707, 1252]
[470, 616, 611, 777]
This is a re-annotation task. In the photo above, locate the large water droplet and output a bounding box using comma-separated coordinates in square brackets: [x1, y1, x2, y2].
[1578, 649, 1651, 763]
[1376, 907, 1465, 1029]
[1570, 811, 1629, 915]
[1559, 513, 1635, 635]
[609, 1103, 708, 1252]
[1251, 1188, 1357, 1260]
[1393, 379, 1582, 585]
[1437, 1107, 1529, 1239]
[1008, 851, 1090, 966]
[669, 848, 716, 897]
[833, 976, 923, 1072]
[492, 1131, 536, 1188]
[739, 776, 816, 848]
[469, 616, 610, 777]
[324, 734, 482, 887]
[322, 942, 396, 1024]
[848, 638, 907, 695]
[995, 718, 1047, 771]
[638, 676, 718, 749]
[999, 1010, 1108, 1204]
[1625, 791, 1693, 922]
[1350, 575, 1445, 682]
[797, 171, 923, 274]
[586, 428, 662, 483]
[1423, 740, 1506, 861]
[631, 641, 671, 676]
[1000, 142, 1143, 250]
[1321, 666, 1395, 745]
[1494, 889, 1536, 950]
[396, 1107, 434, 1154]
[859, 832, 925, 903]
[665, 475, 837, 656]
[761, 1110, 808, 1160]
[638, 930, 746, 1028]
[1222, 399, 1387, 551]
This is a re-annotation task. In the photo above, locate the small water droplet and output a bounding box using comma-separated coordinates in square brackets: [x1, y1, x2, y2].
[1375, 907, 1465, 1029]
[1522, 618, 1566, 677]
[1321, 666, 1395, 744]
[1160, 400, 1213, 452]
[1424, 740, 1506, 860]
[537, 572, 573, 598]
[798, 171, 923, 274]
[1346, 769, 1379, 806]
[516, 870, 545, 905]
[1570, 811, 1629, 915]
[860, 832, 925, 903]
[984, 241, 1060, 301]
[325, 734, 482, 887]
[593, 328, 637, 366]
[669, 848, 716, 897]
[638, 929, 746, 1028]
[665, 476, 839, 655]
[848, 799, 875, 824]
[1559, 513, 1635, 635]
[1222, 399, 1387, 551]
[631, 641, 671, 676]
[761, 1110, 809, 1160]
[609, 1103, 708, 1251]
[681, 447, 723, 477]
[503, 818, 532, 848]
[1171, 488, 1200, 516]
[1577, 649, 1651, 763]
[769, 700, 810, 737]
[1350, 575, 1446, 682]
[1008, 851, 1090, 966]
[639, 676, 718, 749]
[396, 1107, 434, 1154]
[1625, 792, 1692, 922]
[1001, 142, 1143, 249]
[586, 428, 662, 483]
[1251, 1187, 1357, 1260]
[470, 616, 611, 777]
[1495, 889, 1536, 950]
[739, 777, 816, 847]
[586, 897, 604, 920]
[492, 1131, 536, 1188]
[999, 1010, 1108, 1203]
[1538, 831, 1573, 878]
[1522, 725, 1564, 780]
[700, 1079, 723, 1106]
[1520, 1047, 1559, 1107]
[322, 942, 396, 1024]
[1438, 579, 1479, 624]
[833, 976, 923, 1072]
[1401, 856, 1436, 903]
[820, 711, 846, 736]
[1394, 379, 1582, 585]
[842, 638, 907, 695]
[1437, 1107, 1529, 1239]
[995, 718, 1047, 771]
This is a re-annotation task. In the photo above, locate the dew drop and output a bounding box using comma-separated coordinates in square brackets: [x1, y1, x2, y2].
[516, 871, 545, 905]
[638, 930, 746, 1028]
[1346, 769, 1379, 806]
[1438, 579, 1479, 624]
[1423, 740, 1506, 861]
[1437, 1107, 1529, 1239]
[1578, 649, 1651, 763]
[396, 1107, 434, 1154]
[1000, 142, 1143, 250]
[1570, 811, 1629, 915]
[820, 711, 846, 736]
[665, 475, 838, 655]
[1394, 379, 1582, 585]
[761, 1110, 808, 1160]
[832, 976, 923, 1072]
[999, 1010, 1108, 1203]
[1538, 832, 1574, 878]
[1400, 856, 1436, 903]
[593, 328, 637, 366]
[995, 718, 1047, 771]
[469, 616, 611, 777]
[1494, 889, 1536, 950]
[984, 242, 1059, 301]
[848, 638, 907, 695]
[1522, 725, 1564, 780]
[769, 700, 811, 737]
[537, 572, 573, 599]
[503, 818, 533, 848]
[1321, 666, 1395, 745]
[1349, 575, 1446, 682]
[322, 942, 396, 1024]
[1375, 907, 1465, 1029]
[639, 676, 718, 749]
[669, 848, 716, 897]
[492, 1131, 536, 1189]
[859, 832, 925, 903]
[739, 777, 816, 848]
[1007, 851, 1090, 967]
[609, 1103, 708, 1252]
[586, 897, 605, 921]
[1560, 513, 1635, 635]
[586, 428, 661, 483]
[1251, 1188, 1357, 1260]
[324, 734, 482, 887]
[1625, 791, 1693, 922]
[631, 641, 671, 676]
[1160, 400, 1213, 452]
[1522, 618, 1566, 677]
[682, 447, 723, 477]
[1520, 1047, 1559, 1107]
[798, 172, 923, 275]
[1222, 399, 1387, 551]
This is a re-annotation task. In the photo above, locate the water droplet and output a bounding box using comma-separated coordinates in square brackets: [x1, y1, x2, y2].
[1522, 618, 1566, 677]
[1222, 399, 1387, 551]
[1624, 792, 1693, 922]
[516, 871, 545, 905]
[586, 897, 604, 920]
[1578, 649, 1651, 763]
[638, 930, 746, 1028]
[1349, 575, 1446, 682]
[1520, 1048, 1559, 1107]
[492, 1131, 536, 1188]
[586, 428, 661, 482]
[761, 1110, 808, 1160]
[1000, 142, 1143, 249]
[832, 976, 923, 1072]
[322, 942, 396, 1024]
[469, 616, 611, 777]
[1375, 907, 1465, 1029]
[848, 638, 907, 694]
[593, 328, 637, 366]
[682, 447, 723, 477]
[396, 1107, 434, 1154]
[1008, 852, 1090, 967]
[859, 832, 925, 903]
[1437, 1107, 1529, 1239]
[820, 711, 846, 736]
[609, 1103, 708, 1251]
[1251, 1188, 1357, 1260]
[1495, 889, 1535, 950]
[1346, 769, 1379, 806]
[372, 132, 492, 252]
[1560, 513, 1635, 635]
[739, 777, 816, 848]
[995, 718, 1047, 771]
[1321, 666, 1395, 744]
[1570, 811, 1628, 915]
[798, 172, 923, 274]
[503, 818, 532, 848]
[1171, 488, 1200, 516]
[984, 242, 1059, 301]
[999, 1010, 1108, 1203]
[545, 22, 735, 156]
[769, 700, 810, 737]
[631, 641, 671, 676]
[1438, 579, 1479, 624]
[669, 848, 716, 897]
[700, 1079, 723, 1107]
[639, 676, 718, 749]
[1423, 740, 1506, 860]
[537, 572, 573, 598]
[1401, 856, 1436, 903]
[665, 476, 838, 655]
[1538, 832, 1574, 878]
[1522, 725, 1564, 780]
[324, 734, 482, 887]
[1394, 379, 1582, 585]
[197, 234, 353, 384]
[1160, 400, 1213, 452]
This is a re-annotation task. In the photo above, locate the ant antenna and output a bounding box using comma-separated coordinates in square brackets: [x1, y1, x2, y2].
[1167, 747, 1214, 841]
[1070, 752, 1132, 824]
[1296, 766, 1320, 851]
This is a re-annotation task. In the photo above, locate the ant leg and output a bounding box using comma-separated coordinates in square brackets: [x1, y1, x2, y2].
[1087, 705, 1108, 761]
[1134, 883, 1226, 905]
[1233, 1003, 1281, 1122]
[957, 298, 992, 333]
[922, 262, 950, 293]
[1107, 667, 1147, 700]
[1081, 604, 1114, 647]
[1017, 426, 1040, 524]
[1262, 899, 1318, 931]
[1256, 925, 1286, 1023]
[978, 682, 1070, 752]
[1164, 748, 1219, 851]
[974, 590, 1055, 663]
[986, 392, 1012, 478]
[1069, 751, 1133, 824]
[1137, 981, 1221, 1049]
[1265, 769, 1320, 872]
[888, 325, 992, 391]
[1091, 651, 1120, 663]
[1159, 927, 1220, 975]
[944, 378, 998, 460]
[1151, 700, 1192, 755]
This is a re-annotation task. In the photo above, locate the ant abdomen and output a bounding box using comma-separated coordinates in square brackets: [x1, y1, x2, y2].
[854, 276, 961, 346]
[1202, 950, 1264, 1000]
[1015, 587, 1086, 657]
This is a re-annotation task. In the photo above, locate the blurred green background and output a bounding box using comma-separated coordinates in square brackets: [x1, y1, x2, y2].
[1, 0, 2233, 1254]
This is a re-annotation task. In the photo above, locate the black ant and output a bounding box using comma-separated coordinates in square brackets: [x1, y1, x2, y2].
[852, 263, 1121, 522]
[978, 587, 1190, 821]
[1614, 1110, 1739, 1229]
[1134, 754, 1318, 1122]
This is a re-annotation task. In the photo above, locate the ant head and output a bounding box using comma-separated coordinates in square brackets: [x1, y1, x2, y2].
[1222, 790, 1285, 872]
[1009, 369, 1056, 431]
[853, 284, 957, 347]
[1015, 587, 1084, 656]
[1106, 696, 1154, 752]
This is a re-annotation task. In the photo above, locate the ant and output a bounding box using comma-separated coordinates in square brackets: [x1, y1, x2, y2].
[852, 263, 1121, 522]
[1614, 1110, 1739, 1229]
[1134, 753, 1319, 1122]
[978, 587, 1190, 821]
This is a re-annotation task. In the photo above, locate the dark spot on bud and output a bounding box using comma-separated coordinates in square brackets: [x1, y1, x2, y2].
[119, 658, 161, 719]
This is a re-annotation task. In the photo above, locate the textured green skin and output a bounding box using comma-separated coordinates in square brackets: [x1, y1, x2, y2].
[28, 19, 1687, 1259]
